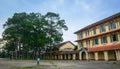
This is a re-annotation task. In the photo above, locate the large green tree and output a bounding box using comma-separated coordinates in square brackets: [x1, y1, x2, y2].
[2, 12, 68, 59]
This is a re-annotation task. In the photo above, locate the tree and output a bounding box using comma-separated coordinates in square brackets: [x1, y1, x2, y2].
[2, 12, 68, 59]
[45, 12, 68, 49]
[74, 45, 78, 50]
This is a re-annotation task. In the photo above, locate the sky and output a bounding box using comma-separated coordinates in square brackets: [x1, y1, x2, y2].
[0, 0, 120, 44]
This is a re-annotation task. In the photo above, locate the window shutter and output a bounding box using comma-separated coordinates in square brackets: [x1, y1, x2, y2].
[100, 26, 101, 33]
[101, 37, 103, 44]
[109, 23, 111, 30]
[92, 39, 94, 45]
[97, 38, 99, 44]
[104, 25, 106, 32]
[114, 22, 116, 28]
[116, 34, 118, 41]
[110, 35, 113, 42]
[82, 41, 83, 47]
[119, 20, 120, 26]
[105, 36, 107, 43]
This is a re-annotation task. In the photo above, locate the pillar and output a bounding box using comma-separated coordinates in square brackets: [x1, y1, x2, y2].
[73, 54, 76, 60]
[86, 52, 89, 60]
[79, 52, 82, 60]
[115, 50, 119, 61]
[95, 52, 98, 61]
[55, 55, 57, 60]
[118, 50, 120, 60]
[64, 54, 66, 60]
[68, 54, 70, 60]
[104, 51, 108, 61]
[59, 55, 60, 60]
[61, 55, 63, 60]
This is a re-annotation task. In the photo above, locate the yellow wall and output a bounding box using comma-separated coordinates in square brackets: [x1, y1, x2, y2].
[76, 16, 120, 61]
[76, 18, 120, 40]
[77, 18, 120, 49]
[59, 42, 74, 51]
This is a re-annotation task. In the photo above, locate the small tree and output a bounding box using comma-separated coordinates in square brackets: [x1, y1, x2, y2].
[74, 45, 78, 50]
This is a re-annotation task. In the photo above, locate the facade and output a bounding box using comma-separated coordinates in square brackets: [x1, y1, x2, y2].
[42, 41, 80, 60]
[74, 12, 120, 61]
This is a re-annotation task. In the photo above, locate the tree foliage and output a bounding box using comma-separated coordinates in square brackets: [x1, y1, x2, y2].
[2, 12, 68, 59]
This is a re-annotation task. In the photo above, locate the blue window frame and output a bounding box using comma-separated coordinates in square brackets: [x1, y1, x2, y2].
[93, 27, 96, 35]
[80, 41, 83, 47]
[86, 30, 89, 36]
[101, 36, 107, 44]
[110, 34, 118, 42]
[100, 25, 106, 32]
[80, 32, 83, 38]
[86, 40, 90, 47]
[95, 38, 99, 44]
[109, 22, 116, 30]
[92, 38, 99, 45]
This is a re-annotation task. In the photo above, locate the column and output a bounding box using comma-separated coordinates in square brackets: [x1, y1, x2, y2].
[69, 54, 71, 60]
[115, 50, 119, 61]
[73, 54, 76, 60]
[118, 50, 120, 60]
[104, 51, 108, 61]
[61, 55, 63, 60]
[64, 54, 66, 60]
[55, 55, 57, 60]
[59, 55, 61, 60]
[79, 52, 82, 60]
[86, 52, 89, 60]
[68, 54, 71, 60]
[95, 52, 98, 61]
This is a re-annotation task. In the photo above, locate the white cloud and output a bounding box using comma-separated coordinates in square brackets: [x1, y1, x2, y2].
[75, 0, 91, 11]
[59, 0, 65, 4]
[74, 0, 101, 13]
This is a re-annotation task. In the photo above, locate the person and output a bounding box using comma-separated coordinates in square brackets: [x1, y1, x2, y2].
[37, 57, 40, 65]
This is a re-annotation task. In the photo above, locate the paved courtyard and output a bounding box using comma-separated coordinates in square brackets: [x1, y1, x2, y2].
[0, 58, 120, 69]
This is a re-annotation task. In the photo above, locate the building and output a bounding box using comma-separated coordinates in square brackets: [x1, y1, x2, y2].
[74, 12, 120, 61]
[42, 41, 80, 60]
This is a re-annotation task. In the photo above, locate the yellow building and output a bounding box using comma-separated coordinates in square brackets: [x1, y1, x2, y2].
[42, 41, 80, 60]
[74, 12, 120, 61]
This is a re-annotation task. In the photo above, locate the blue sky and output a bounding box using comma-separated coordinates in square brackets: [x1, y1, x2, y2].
[0, 0, 120, 44]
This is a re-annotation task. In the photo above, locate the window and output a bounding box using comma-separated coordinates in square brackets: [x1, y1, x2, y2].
[86, 40, 90, 47]
[119, 20, 120, 26]
[80, 32, 83, 38]
[86, 30, 89, 36]
[95, 38, 99, 44]
[80, 41, 83, 47]
[110, 34, 118, 42]
[93, 27, 96, 35]
[100, 25, 106, 32]
[109, 22, 116, 30]
[101, 36, 107, 44]
[92, 38, 99, 45]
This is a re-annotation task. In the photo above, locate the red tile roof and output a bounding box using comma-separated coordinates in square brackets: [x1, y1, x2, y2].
[88, 43, 120, 52]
